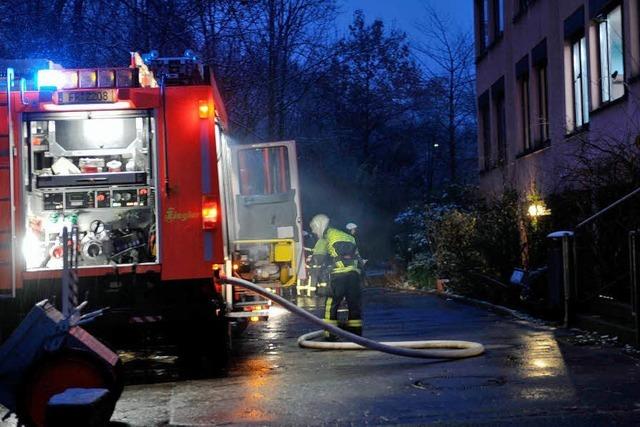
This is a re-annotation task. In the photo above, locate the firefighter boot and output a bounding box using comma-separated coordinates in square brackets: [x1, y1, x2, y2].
[323, 319, 339, 341]
[345, 319, 362, 336]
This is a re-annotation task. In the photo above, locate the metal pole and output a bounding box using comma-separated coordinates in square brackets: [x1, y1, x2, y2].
[71, 225, 79, 317]
[561, 234, 572, 328]
[61, 226, 79, 318]
[630, 231, 640, 347]
[62, 227, 70, 317]
[7, 68, 16, 298]
[548, 231, 575, 328]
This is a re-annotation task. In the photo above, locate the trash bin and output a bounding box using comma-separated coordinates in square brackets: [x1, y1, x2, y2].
[547, 231, 574, 323]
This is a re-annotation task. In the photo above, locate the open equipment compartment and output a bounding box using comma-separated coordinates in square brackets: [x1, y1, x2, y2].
[21, 109, 159, 270]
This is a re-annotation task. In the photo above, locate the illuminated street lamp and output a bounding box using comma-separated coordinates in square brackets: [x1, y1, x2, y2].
[527, 201, 550, 218]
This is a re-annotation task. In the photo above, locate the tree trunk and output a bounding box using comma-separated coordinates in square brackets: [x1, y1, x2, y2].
[267, 0, 278, 140]
[448, 71, 457, 183]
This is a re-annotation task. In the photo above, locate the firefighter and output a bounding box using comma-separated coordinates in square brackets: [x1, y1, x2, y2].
[346, 221, 368, 271]
[309, 235, 330, 296]
[310, 214, 362, 339]
[345, 222, 358, 246]
[345, 222, 358, 235]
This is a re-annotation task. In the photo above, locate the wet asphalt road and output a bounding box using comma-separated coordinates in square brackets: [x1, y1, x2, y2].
[110, 287, 640, 426]
[2, 286, 640, 426]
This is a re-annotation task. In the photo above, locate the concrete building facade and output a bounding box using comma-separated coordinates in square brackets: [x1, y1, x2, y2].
[474, 0, 640, 211]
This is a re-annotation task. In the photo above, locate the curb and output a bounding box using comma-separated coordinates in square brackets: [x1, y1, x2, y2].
[428, 289, 558, 331]
[378, 277, 557, 331]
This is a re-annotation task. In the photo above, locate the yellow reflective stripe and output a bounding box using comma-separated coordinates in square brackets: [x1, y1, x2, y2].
[332, 266, 360, 274]
[323, 319, 338, 337]
[312, 238, 328, 255]
[346, 319, 362, 326]
[324, 228, 359, 273]
[324, 297, 333, 320]
[325, 228, 356, 259]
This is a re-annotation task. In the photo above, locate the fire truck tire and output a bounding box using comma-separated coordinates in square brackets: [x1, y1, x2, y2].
[16, 349, 123, 427]
[0, 301, 19, 345]
[231, 319, 249, 337]
[173, 302, 230, 378]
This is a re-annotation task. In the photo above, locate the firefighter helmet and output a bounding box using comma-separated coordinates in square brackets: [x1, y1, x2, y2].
[310, 214, 330, 239]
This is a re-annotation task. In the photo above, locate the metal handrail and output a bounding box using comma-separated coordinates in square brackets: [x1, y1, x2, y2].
[555, 185, 640, 334]
[7, 68, 16, 299]
[575, 186, 640, 231]
[19, 78, 28, 105]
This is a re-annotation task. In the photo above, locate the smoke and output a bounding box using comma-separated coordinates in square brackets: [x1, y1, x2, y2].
[299, 167, 399, 264]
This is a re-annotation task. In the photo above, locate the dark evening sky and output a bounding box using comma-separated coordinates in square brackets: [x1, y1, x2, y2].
[339, 0, 474, 44]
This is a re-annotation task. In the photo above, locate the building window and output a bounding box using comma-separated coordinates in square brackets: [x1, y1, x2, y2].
[571, 36, 589, 128]
[479, 91, 491, 170]
[494, 0, 505, 37]
[477, 0, 491, 51]
[481, 105, 491, 170]
[496, 93, 506, 164]
[532, 38, 548, 143]
[598, 5, 624, 103]
[516, 55, 531, 151]
[517, 0, 534, 15]
[519, 74, 531, 150]
[537, 64, 549, 141]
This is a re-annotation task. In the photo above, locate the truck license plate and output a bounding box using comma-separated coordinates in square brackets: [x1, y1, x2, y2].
[55, 89, 116, 104]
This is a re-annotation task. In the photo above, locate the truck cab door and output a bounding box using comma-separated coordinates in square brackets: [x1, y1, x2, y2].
[228, 141, 305, 281]
[0, 74, 17, 298]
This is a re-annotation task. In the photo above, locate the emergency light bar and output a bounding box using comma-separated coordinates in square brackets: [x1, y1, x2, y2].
[37, 68, 138, 90]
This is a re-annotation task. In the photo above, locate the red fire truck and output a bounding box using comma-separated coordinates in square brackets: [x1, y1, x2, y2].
[0, 53, 305, 367]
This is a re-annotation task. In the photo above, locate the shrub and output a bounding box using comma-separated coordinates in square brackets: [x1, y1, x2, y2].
[406, 252, 437, 289]
[396, 187, 537, 296]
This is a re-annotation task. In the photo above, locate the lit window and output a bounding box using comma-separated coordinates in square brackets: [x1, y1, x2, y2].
[598, 5, 624, 103]
[572, 36, 589, 128]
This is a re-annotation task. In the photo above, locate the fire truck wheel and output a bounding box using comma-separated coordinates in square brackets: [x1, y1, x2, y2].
[16, 349, 124, 427]
[174, 303, 230, 378]
[231, 318, 249, 337]
[0, 301, 19, 345]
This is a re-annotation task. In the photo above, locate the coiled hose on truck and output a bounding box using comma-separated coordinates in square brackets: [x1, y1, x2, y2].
[221, 276, 484, 359]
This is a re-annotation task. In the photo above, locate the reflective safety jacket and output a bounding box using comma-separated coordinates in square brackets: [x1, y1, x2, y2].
[313, 227, 360, 275]
[311, 237, 329, 266]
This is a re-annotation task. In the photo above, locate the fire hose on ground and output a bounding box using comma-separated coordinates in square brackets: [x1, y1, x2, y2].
[221, 276, 485, 359]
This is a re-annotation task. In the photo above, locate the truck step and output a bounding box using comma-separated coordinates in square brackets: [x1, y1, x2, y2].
[234, 301, 270, 308]
[46, 388, 113, 427]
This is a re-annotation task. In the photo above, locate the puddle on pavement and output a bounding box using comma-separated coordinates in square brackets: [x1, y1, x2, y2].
[412, 375, 508, 392]
[118, 349, 181, 384]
